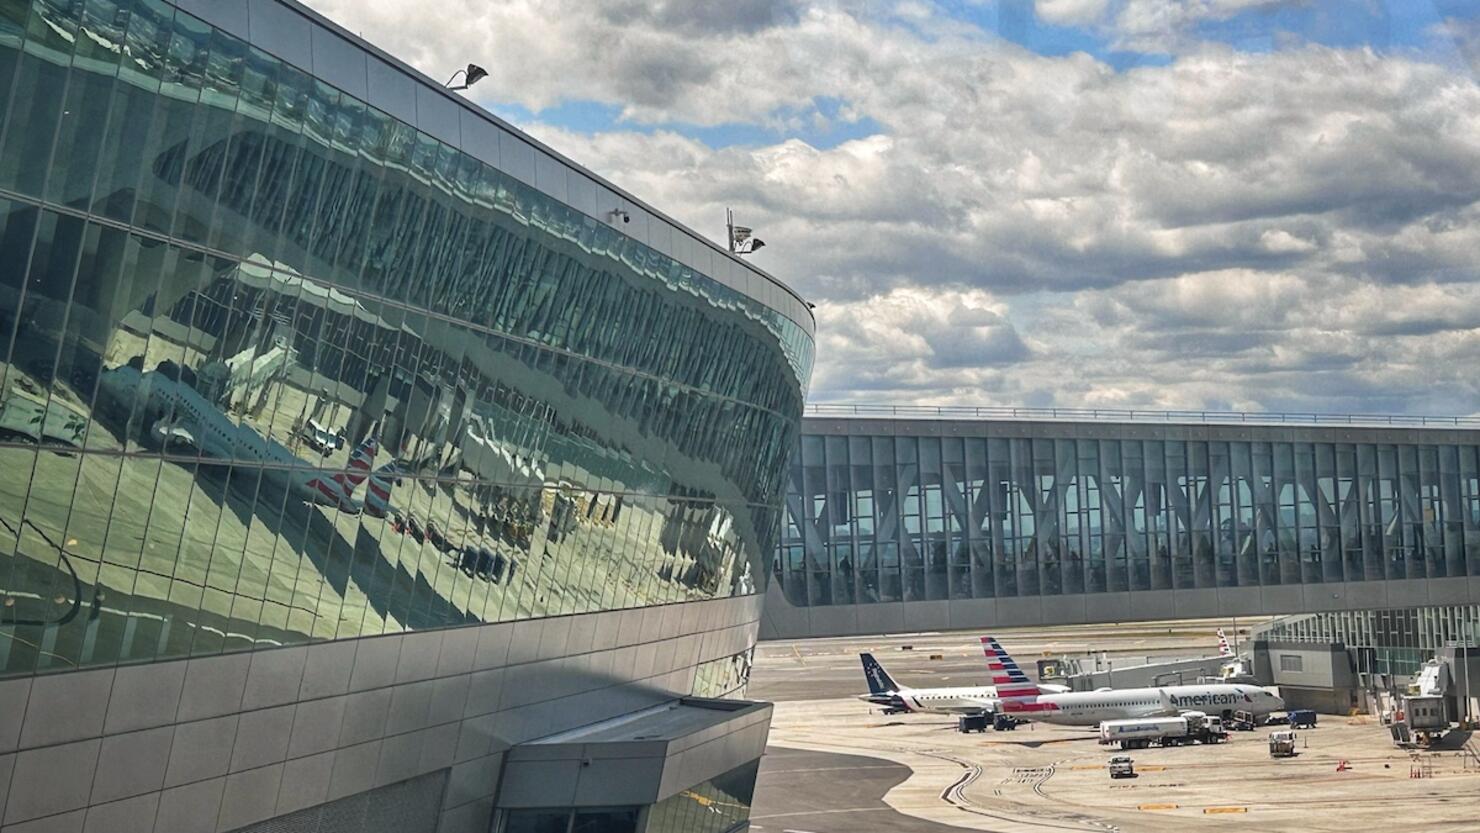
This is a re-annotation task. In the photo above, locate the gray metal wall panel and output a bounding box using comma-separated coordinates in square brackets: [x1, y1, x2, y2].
[459, 110, 501, 169]
[174, 0, 248, 33]
[0, 596, 761, 833]
[415, 85, 462, 148]
[365, 56, 417, 125]
[500, 133, 537, 186]
[247, 0, 311, 69]
[310, 26, 369, 100]
[761, 575, 1480, 640]
[534, 150, 568, 203]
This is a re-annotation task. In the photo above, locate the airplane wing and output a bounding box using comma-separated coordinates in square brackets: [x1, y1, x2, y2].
[940, 697, 1000, 714]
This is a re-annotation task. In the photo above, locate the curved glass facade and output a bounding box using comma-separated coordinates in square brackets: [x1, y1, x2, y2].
[0, 0, 811, 676]
[778, 422, 1480, 608]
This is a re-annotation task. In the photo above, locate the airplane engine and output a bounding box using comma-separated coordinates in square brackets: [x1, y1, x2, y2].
[149, 418, 197, 450]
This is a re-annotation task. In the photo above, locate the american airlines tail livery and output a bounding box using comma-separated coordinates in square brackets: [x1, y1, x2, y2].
[982, 636, 1284, 727]
[856, 644, 1071, 715]
[1217, 628, 1235, 658]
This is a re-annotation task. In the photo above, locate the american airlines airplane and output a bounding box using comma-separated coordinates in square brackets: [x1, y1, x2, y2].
[857, 648, 1070, 715]
[983, 636, 1284, 727]
[98, 362, 388, 513]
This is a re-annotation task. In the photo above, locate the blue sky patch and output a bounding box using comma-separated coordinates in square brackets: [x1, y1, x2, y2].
[490, 95, 885, 150]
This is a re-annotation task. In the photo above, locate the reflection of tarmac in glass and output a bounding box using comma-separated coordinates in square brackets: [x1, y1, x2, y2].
[0, 420, 706, 666]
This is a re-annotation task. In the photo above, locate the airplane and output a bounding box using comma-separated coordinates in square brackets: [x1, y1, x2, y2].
[857, 648, 1071, 715]
[97, 361, 384, 513]
[1214, 626, 1260, 682]
[982, 636, 1284, 727]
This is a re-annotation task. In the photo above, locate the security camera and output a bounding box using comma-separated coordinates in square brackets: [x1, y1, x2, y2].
[610, 209, 630, 224]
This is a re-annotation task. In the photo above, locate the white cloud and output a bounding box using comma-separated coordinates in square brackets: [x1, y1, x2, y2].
[1035, 0, 1110, 27]
[1260, 229, 1318, 254]
[305, 1, 1480, 416]
[306, 0, 941, 127]
[1431, 15, 1480, 75]
[1108, 0, 1308, 52]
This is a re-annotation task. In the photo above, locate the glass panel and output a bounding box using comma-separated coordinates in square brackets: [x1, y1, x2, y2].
[501, 810, 569, 833]
[645, 759, 757, 833]
[0, 0, 811, 678]
[0, 0, 76, 197]
[46, 0, 126, 209]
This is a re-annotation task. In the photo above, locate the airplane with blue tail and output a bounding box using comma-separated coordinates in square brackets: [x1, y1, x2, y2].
[857, 643, 1069, 715]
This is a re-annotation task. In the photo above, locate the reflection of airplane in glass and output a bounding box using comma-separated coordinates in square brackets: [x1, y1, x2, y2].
[362, 463, 400, 519]
[98, 360, 383, 513]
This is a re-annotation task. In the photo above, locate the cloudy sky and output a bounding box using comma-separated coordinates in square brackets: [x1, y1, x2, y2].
[307, 0, 1480, 416]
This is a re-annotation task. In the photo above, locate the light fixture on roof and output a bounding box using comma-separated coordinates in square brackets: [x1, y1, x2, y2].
[445, 63, 488, 91]
[726, 208, 765, 255]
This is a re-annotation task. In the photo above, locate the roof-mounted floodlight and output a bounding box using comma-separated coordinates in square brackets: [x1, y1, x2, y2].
[445, 63, 489, 91]
[726, 208, 765, 255]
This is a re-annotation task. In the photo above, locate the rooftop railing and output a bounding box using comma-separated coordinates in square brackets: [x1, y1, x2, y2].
[803, 402, 1480, 429]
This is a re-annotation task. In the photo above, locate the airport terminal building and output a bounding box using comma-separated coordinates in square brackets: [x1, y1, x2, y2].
[765, 410, 1480, 640]
[0, 1, 813, 831]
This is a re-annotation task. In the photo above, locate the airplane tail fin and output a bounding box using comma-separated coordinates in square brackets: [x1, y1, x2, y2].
[332, 436, 380, 497]
[306, 437, 380, 510]
[860, 653, 900, 695]
[981, 636, 1042, 698]
[362, 461, 400, 518]
[1217, 628, 1234, 658]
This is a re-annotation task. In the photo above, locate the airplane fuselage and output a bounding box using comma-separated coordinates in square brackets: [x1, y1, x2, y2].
[99, 366, 359, 510]
[863, 685, 999, 715]
[1008, 683, 1282, 726]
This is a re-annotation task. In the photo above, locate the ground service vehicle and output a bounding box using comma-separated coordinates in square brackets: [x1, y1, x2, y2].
[1289, 709, 1318, 729]
[1269, 730, 1297, 757]
[1108, 756, 1136, 779]
[1098, 712, 1227, 749]
[958, 713, 990, 733]
[1402, 695, 1449, 745]
[1229, 710, 1257, 731]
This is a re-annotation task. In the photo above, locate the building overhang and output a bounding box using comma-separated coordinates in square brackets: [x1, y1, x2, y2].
[495, 696, 772, 809]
